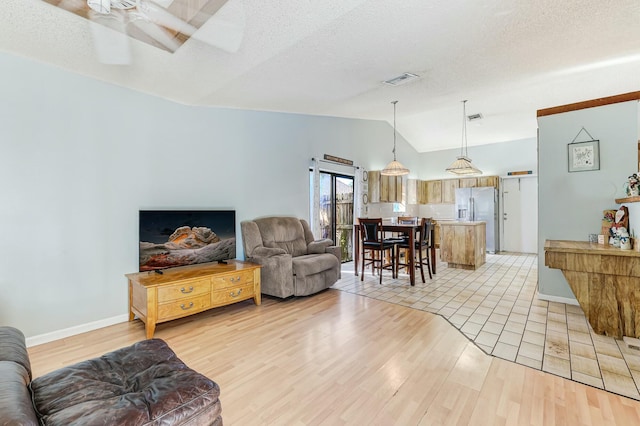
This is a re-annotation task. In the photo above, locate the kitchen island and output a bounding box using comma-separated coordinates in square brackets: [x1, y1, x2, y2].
[439, 221, 486, 270]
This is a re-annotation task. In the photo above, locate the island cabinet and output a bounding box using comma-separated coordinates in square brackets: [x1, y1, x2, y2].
[439, 221, 486, 270]
[544, 240, 640, 339]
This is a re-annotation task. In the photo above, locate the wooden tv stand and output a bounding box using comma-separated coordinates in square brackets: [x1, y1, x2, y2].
[126, 260, 261, 338]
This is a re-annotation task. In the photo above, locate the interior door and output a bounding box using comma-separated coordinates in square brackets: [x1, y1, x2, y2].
[502, 176, 538, 253]
[316, 172, 354, 262]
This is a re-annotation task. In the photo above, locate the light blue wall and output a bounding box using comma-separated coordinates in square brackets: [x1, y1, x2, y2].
[537, 101, 639, 300]
[0, 52, 426, 338]
[418, 138, 537, 180]
[0, 50, 543, 339]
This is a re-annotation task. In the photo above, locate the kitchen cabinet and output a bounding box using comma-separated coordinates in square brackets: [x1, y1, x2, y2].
[440, 221, 486, 270]
[417, 180, 428, 204]
[367, 171, 403, 203]
[426, 180, 442, 204]
[442, 179, 459, 203]
[477, 175, 499, 188]
[459, 178, 478, 188]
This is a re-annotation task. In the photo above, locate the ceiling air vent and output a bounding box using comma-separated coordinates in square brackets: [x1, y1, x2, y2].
[383, 73, 420, 86]
[467, 113, 483, 121]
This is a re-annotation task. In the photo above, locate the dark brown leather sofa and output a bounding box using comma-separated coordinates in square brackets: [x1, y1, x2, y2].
[0, 326, 222, 425]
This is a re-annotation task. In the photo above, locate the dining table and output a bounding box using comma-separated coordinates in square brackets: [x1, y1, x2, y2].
[353, 222, 436, 286]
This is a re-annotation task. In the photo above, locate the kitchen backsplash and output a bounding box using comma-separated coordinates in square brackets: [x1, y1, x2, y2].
[363, 203, 455, 220]
[419, 203, 456, 219]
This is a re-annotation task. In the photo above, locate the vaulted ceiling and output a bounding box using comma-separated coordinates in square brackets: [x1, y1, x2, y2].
[2, 0, 639, 152]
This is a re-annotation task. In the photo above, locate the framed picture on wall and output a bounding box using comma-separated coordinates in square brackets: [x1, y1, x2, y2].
[568, 140, 600, 172]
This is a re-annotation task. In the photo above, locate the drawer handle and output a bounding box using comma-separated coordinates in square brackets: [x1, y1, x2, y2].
[180, 302, 194, 310]
[180, 286, 194, 294]
[230, 276, 242, 283]
[230, 289, 242, 298]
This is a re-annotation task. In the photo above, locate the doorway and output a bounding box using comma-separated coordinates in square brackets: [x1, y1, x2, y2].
[311, 171, 354, 262]
[502, 176, 538, 253]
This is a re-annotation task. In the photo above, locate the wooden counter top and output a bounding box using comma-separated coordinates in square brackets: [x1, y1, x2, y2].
[439, 221, 486, 226]
[544, 239, 640, 338]
[544, 239, 640, 257]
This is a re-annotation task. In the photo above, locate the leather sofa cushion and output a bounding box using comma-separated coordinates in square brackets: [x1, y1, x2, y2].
[293, 253, 340, 277]
[0, 326, 32, 380]
[0, 363, 39, 426]
[30, 339, 221, 426]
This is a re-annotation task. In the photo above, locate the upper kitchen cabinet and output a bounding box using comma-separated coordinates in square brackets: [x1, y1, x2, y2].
[442, 179, 459, 204]
[459, 178, 478, 188]
[426, 180, 442, 204]
[477, 176, 499, 188]
[368, 171, 403, 203]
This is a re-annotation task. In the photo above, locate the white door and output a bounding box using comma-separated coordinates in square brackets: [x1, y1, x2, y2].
[502, 176, 538, 253]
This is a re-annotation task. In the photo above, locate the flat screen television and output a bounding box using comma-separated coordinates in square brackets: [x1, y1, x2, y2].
[139, 210, 236, 272]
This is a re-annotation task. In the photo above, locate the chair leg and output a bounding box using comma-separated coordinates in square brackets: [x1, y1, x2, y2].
[361, 247, 365, 281]
[417, 246, 426, 283]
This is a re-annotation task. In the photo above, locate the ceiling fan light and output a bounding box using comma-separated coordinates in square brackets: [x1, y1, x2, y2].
[445, 156, 482, 175]
[88, 0, 111, 14]
[381, 160, 410, 176]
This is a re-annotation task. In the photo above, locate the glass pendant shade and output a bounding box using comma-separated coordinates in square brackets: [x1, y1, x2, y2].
[446, 100, 482, 176]
[381, 100, 410, 176]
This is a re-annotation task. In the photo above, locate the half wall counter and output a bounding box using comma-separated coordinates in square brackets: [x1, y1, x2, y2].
[544, 239, 640, 339]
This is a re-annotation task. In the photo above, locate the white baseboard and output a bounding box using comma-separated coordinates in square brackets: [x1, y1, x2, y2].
[537, 293, 579, 306]
[25, 314, 129, 348]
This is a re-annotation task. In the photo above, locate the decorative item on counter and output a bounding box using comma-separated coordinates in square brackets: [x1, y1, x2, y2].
[597, 234, 607, 245]
[618, 227, 631, 250]
[601, 209, 616, 236]
[588, 233, 598, 243]
[609, 206, 630, 248]
[625, 173, 640, 197]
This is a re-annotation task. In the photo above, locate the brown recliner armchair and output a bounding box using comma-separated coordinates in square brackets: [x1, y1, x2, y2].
[241, 217, 341, 298]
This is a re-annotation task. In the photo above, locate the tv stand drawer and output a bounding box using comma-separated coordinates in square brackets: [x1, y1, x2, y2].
[126, 261, 261, 339]
[157, 278, 211, 303]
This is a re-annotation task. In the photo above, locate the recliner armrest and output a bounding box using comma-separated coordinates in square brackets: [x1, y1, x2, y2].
[252, 247, 287, 257]
[324, 245, 342, 279]
[308, 239, 333, 254]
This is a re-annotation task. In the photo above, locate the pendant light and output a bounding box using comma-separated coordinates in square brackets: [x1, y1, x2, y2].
[446, 100, 482, 176]
[87, 0, 111, 14]
[381, 100, 410, 176]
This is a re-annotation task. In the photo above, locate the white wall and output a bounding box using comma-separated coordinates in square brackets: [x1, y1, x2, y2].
[537, 101, 639, 301]
[0, 52, 426, 338]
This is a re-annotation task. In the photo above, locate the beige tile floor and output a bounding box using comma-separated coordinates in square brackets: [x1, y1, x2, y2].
[334, 252, 640, 400]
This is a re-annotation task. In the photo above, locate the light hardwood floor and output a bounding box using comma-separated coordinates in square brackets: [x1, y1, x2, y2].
[28, 290, 640, 425]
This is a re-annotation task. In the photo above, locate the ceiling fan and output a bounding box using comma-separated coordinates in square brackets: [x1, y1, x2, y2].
[44, 0, 245, 63]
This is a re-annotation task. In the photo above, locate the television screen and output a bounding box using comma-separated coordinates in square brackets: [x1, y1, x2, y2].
[139, 210, 236, 272]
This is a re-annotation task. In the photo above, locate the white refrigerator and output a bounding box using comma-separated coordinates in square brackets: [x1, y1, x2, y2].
[455, 187, 500, 253]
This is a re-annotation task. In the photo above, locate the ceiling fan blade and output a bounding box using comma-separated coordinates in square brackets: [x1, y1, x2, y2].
[88, 9, 132, 64]
[190, 0, 245, 53]
[135, 0, 198, 37]
[127, 11, 182, 52]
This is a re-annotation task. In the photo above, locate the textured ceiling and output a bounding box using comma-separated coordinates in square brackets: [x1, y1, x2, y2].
[2, 0, 640, 152]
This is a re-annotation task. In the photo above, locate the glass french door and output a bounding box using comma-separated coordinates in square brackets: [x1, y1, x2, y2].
[311, 171, 354, 262]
